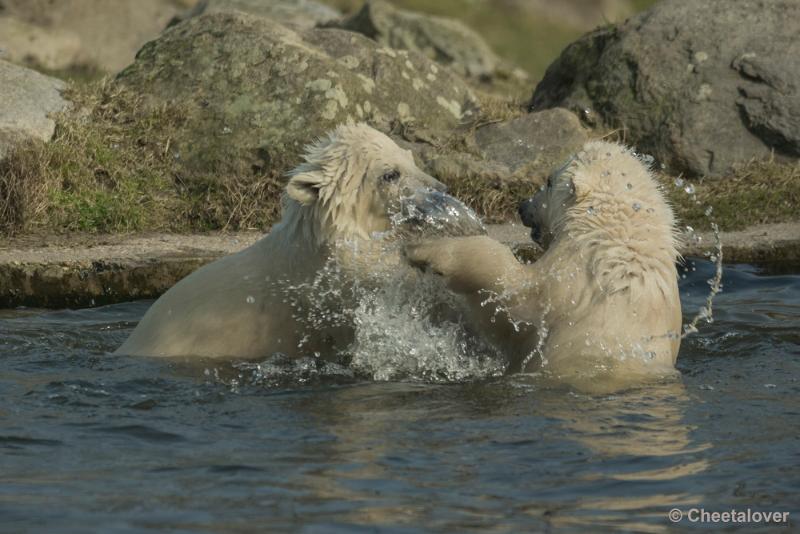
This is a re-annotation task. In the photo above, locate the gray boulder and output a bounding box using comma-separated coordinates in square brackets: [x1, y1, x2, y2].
[0, 17, 84, 71]
[474, 108, 589, 175]
[116, 11, 478, 176]
[0, 60, 69, 160]
[169, 0, 341, 30]
[413, 108, 590, 200]
[328, 0, 501, 79]
[530, 0, 800, 177]
[0, 0, 187, 73]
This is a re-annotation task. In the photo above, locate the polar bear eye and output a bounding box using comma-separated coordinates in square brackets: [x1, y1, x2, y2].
[381, 169, 401, 182]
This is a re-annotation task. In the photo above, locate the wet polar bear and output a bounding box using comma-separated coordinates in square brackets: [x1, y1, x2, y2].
[406, 141, 682, 391]
[116, 123, 450, 360]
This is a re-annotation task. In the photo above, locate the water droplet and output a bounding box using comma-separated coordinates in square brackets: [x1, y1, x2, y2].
[586, 206, 596, 216]
[684, 184, 695, 194]
[704, 206, 714, 216]
[246, 295, 255, 304]
[601, 170, 610, 177]
[632, 202, 641, 212]
[674, 177, 684, 187]
[685, 225, 694, 233]
[646, 207, 655, 214]
[626, 183, 633, 190]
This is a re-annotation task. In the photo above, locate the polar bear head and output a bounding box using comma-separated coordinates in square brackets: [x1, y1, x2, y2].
[519, 140, 679, 296]
[519, 141, 678, 252]
[284, 122, 447, 243]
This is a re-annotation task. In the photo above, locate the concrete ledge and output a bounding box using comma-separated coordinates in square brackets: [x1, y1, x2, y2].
[1, 223, 798, 308]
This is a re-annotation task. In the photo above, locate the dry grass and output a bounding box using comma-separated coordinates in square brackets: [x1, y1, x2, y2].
[0, 79, 287, 235]
[3, 79, 798, 236]
[444, 174, 539, 224]
[662, 157, 800, 231]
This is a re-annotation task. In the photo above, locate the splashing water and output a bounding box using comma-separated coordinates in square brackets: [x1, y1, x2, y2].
[348, 270, 506, 382]
[683, 222, 724, 338]
[667, 174, 724, 338]
[520, 301, 551, 370]
[234, 188, 502, 384]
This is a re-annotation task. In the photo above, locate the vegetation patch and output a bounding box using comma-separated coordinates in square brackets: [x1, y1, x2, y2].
[0, 79, 285, 235]
[2, 79, 797, 237]
[661, 158, 800, 232]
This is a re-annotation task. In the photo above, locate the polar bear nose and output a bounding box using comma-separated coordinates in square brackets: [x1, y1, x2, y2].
[518, 197, 536, 227]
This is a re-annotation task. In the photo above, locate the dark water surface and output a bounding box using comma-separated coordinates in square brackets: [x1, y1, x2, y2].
[1, 261, 798, 533]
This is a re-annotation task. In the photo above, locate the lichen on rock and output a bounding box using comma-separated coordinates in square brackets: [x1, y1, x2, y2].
[117, 11, 479, 179]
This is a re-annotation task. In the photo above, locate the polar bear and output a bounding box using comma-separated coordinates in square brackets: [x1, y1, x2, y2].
[116, 122, 452, 360]
[406, 141, 682, 391]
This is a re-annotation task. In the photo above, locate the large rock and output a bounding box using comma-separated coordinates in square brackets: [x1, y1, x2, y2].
[0, 0, 189, 73]
[530, 0, 800, 177]
[474, 108, 589, 174]
[169, 0, 341, 30]
[413, 109, 589, 202]
[116, 11, 478, 175]
[0, 60, 69, 160]
[328, 0, 501, 79]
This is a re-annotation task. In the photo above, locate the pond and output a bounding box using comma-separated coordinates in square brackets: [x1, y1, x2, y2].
[1, 260, 798, 532]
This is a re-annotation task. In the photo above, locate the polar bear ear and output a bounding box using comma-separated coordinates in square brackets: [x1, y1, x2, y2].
[286, 172, 324, 205]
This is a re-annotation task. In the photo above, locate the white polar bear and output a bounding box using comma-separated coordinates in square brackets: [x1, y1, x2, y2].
[406, 140, 683, 392]
[116, 122, 451, 360]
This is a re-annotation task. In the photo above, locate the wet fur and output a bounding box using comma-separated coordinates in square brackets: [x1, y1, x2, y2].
[116, 123, 444, 360]
[406, 141, 683, 391]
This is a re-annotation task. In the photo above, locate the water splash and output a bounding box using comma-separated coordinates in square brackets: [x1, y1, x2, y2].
[683, 222, 723, 338]
[348, 270, 505, 382]
[228, 190, 501, 385]
[669, 172, 723, 338]
[521, 301, 551, 370]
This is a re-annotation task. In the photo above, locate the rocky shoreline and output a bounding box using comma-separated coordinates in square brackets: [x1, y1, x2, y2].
[1, 222, 797, 309]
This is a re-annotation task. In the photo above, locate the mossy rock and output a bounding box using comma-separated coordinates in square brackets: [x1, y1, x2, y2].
[327, 0, 501, 79]
[116, 11, 478, 179]
[169, 0, 341, 30]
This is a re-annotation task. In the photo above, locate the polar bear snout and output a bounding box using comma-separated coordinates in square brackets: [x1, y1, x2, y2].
[518, 194, 547, 246]
[397, 189, 486, 238]
[518, 197, 536, 227]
